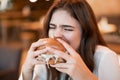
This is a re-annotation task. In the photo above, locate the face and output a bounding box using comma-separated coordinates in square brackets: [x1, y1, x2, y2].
[48, 10, 82, 50]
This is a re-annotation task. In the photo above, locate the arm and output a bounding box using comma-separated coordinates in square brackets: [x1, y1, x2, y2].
[19, 39, 48, 80]
[18, 64, 33, 80]
[21, 62, 34, 80]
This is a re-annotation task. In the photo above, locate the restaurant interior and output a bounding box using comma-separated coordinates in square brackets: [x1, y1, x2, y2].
[0, 0, 120, 80]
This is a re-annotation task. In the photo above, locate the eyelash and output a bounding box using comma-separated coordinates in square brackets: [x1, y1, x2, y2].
[49, 26, 73, 31]
[64, 29, 73, 31]
[49, 27, 55, 29]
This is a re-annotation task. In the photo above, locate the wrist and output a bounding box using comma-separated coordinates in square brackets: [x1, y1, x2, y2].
[22, 62, 34, 73]
[21, 66, 33, 80]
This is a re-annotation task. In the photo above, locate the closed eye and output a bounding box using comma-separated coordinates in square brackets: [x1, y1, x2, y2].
[49, 23, 74, 31]
[62, 25, 74, 31]
[49, 26, 55, 29]
[49, 24, 56, 29]
[64, 28, 74, 31]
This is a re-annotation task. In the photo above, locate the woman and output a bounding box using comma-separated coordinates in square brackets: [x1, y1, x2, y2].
[19, 0, 120, 80]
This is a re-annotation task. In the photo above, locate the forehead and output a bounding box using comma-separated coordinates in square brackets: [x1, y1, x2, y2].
[50, 10, 80, 27]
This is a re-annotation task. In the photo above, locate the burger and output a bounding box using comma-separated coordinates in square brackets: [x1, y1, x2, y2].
[35, 38, 66, 65]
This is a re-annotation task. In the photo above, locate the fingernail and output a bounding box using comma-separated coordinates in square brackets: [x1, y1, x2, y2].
[43, 41, 47, 43]
[50, 65, 55, 67]
[57, 38, 61, 41]
[45, 46, 50, 50]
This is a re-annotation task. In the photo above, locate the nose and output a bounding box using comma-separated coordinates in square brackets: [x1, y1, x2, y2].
[53, 28, 63, 39]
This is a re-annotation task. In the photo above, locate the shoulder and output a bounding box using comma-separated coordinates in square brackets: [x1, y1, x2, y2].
[94, 45, 120, 80]
[94, 45, 119, 67]
[94, 45, 118, 62]
[95, 45, 117, 55]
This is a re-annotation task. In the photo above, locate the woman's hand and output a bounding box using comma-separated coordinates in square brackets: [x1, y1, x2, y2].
[22, 39, 48, 73]
[21, 39, 49, 80]
[48, 39, 97, 80]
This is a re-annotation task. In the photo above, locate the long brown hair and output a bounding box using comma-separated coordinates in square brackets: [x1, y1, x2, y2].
[42, 0, 107, 72]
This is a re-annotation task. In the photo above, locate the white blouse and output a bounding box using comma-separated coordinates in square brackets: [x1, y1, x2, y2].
[19, 45, 120, 80]
[93, 45, 120, 80]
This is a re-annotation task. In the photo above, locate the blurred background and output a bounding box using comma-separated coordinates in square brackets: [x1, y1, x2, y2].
[0, 0, 120, 80]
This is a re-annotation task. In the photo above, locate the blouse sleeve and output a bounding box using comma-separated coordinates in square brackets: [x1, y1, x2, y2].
[18, 73, 23, 80]
[98, 49, 120, 80]
[18, 65, 47, 80]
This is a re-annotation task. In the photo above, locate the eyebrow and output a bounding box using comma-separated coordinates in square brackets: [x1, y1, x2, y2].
[49, 23, 74, 28]
[62, 25, 74, 28]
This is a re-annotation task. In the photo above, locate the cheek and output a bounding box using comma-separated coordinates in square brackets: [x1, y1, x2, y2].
[48, 30, 53, 38]
[64, 32, 81, 50]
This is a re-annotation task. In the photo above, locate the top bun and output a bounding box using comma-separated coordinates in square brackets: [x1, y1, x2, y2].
[36, 38, 66, 65]
[37, 38, 66, 53]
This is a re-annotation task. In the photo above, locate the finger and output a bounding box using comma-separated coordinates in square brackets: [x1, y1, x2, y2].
[29, 40, 47, 52]
[50, 63, 68, 68]
[46, 47, 73, 62]
[50, 63, 74, 68]
[57, 39, 78, 57]
[32, 48, 48, 58]
[50, 63, 74, 76]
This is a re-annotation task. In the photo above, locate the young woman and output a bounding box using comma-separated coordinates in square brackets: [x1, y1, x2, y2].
[19, 0, 120, 80]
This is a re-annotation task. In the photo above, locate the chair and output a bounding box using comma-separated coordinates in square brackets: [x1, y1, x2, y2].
[0, 43, 23, 80]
